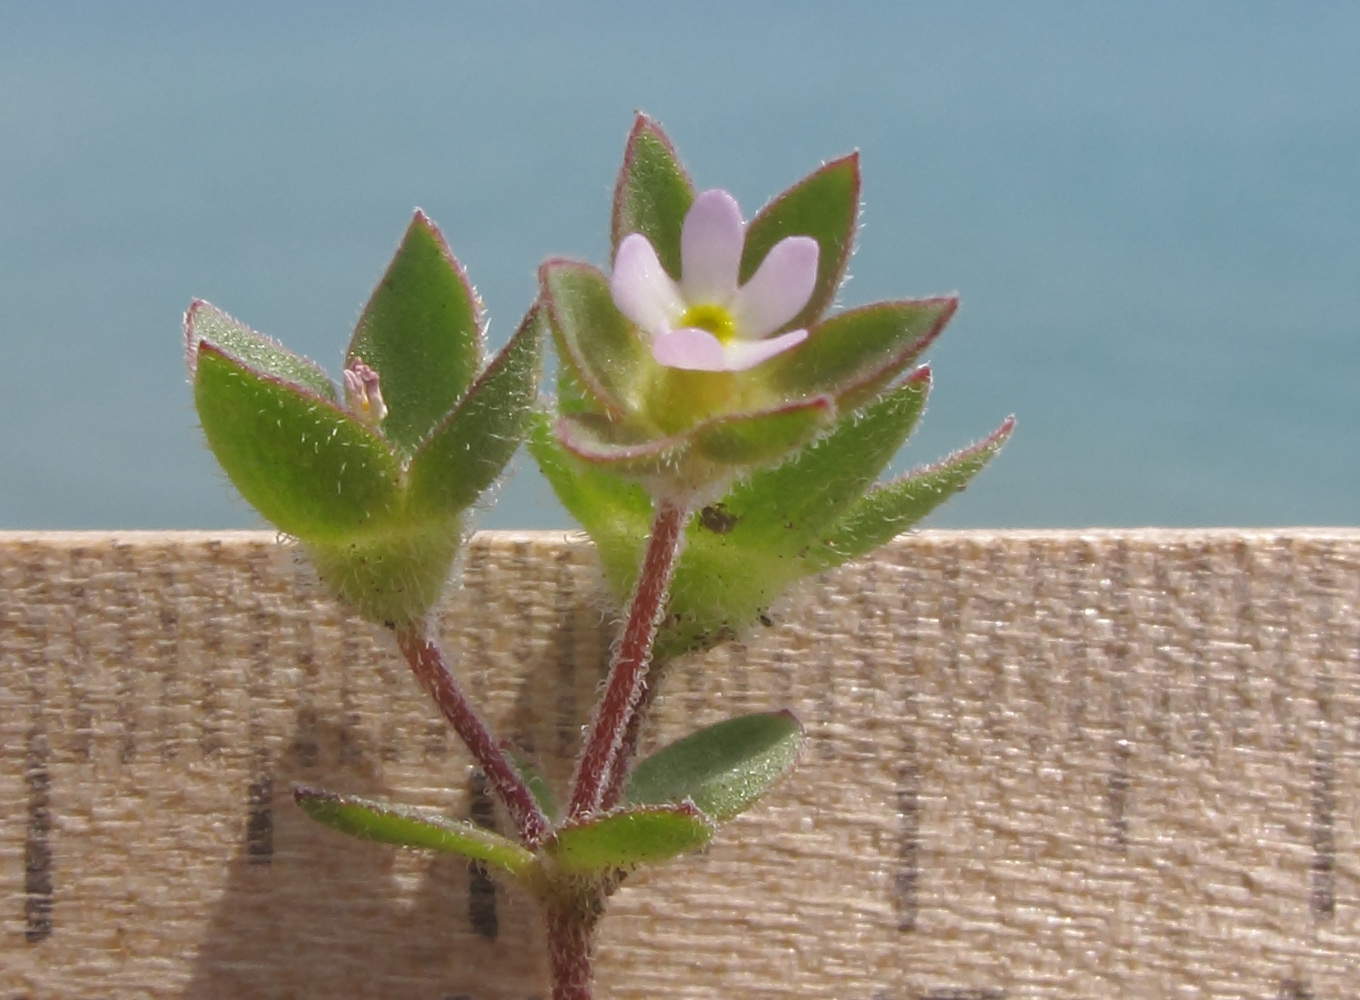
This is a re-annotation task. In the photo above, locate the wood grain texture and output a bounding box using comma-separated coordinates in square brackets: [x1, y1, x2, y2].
[2, 529, 1358, 999]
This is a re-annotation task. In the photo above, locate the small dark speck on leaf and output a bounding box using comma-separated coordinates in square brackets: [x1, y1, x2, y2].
[699, 503, 739, 534]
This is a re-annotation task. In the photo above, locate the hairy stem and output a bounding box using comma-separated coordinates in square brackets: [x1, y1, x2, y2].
[600, 655, 669, 811]
[568, 497, 689, 820]
[545, 889, 603, 1000]
[396, 624, 549, 847]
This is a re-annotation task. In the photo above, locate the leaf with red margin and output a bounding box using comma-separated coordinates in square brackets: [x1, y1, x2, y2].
[186, 300, 336, 402]
[540, 259, 653, 417]
[693, 395, 835, 466]
[553, 412, 688, 478]
[807, 416, 1017, 573]
[762, 297, 956, 408]
[406, 303, 543, 516]
[610, 113, 695, 279]
[192, 343, 402, 543]
[347, 210, 485, 455]
[740, 154, 860, 331]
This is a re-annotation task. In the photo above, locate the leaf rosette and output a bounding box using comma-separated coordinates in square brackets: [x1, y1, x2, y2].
[535, 115, 1013, 655]
[187, 211, 542, 628]
[540, 115, 967, 503]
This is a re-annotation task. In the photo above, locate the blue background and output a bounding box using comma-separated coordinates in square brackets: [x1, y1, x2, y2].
[3, 2, 1356, 529]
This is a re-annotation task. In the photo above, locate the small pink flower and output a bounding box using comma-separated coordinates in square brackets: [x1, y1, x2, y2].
[611, 189, 819, 372]
[343, 358, 388, 426]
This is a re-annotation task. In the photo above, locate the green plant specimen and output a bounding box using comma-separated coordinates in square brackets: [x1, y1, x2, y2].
[187, 113, 1011, 1000]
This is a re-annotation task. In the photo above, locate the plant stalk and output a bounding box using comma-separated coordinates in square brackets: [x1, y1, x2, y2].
[600, 656, 668, 810]
[568, 497, 689, 820]
[545, 889, 603, 1000]
[396, 624, 549, 847]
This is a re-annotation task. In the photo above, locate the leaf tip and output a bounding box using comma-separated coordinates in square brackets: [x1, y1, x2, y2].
[611, 112, 694, 250]
[625, 110, 679, 159]
[825, 149, 862, 185]
[886, 294, 961, 370]
[772, 707, 805, 735]
[293, 783, 329, 804]
[183, 298, 217, 375]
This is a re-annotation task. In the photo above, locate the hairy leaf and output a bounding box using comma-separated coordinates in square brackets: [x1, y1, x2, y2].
[625, 711, 804, 821]
[541, 260, 653, 417]
[186, 300, 336, 401]
[295, 786, 536, 879]
[763, 298, 955, 407]
[347, 211, 484, 454]
[193, 344, 402, 543]
[611, 114, 695, 279]
[407, 304, 544, 516]
[551, 804, 713, 873]
[809, 416, 1016, 572]
[528, 413, 651, 593]
[740, 155, 859, 329]
[694, 395, 835, 465]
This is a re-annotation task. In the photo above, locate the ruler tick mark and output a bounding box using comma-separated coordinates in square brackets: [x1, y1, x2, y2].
[24, 722, 53, 942]
[1309, 742, 1336, 919]
[468, 771, 499, 940]
[245, 776, 274, 863]
[894, 760, 919, 932]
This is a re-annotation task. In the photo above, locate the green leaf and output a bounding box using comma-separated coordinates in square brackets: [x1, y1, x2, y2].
[541, 260, 653, 416]
[295, 786, 536, 879]
[720, 370, 931, 553]
[657, 376, 931, 657]
[534, 374, 946, 659]
[186, 300, 336, 402]
[808, 415, 1016, 572]
[694, 395, 834, 465]
[406, 304, 544, 516]
[553, 411, 689, 478]
[528, 412, 651, 598]
[762, 298, 956, 407]
[740, 154, 859, 329]
[304, 515, 461, 629]
[553, 395, 835, 488]
[347, 211, 484, 455]
[555, 346, 606, 418]
[193, 344, 402, 542]
[551, 804, 713, 874]
[625, 711, 804, 821]
[611, 114, 695, 279]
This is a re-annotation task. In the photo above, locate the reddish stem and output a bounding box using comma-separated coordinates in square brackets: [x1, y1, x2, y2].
[396, 624, 549, 847]
[600, 663, 661, 811]
[568, 497, 689, 820]
[545, 891, 602, 1000]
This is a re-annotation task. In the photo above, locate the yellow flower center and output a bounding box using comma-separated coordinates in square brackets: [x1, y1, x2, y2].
[680, 303, 737, 344]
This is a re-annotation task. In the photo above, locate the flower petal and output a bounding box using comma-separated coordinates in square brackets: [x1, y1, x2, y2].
[680, 189, 745, 306]
[612, 234, 684, 334]
[652, 327, 728, 371]
[729, 236, 819, 339]
[720, 329, 808, 372]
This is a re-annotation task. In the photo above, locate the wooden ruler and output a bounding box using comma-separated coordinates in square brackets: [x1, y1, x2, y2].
[2, 530, 1358, 999]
